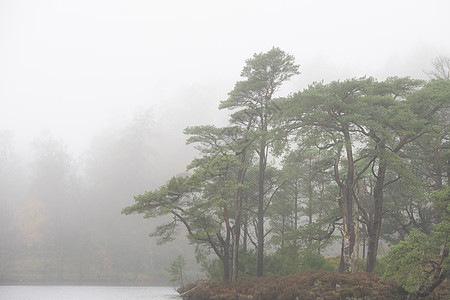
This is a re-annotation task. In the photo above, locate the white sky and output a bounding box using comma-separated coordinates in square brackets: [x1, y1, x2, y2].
[1, 0, 450, 155]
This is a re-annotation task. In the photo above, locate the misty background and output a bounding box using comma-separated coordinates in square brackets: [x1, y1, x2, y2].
[1, 0, 450, 284]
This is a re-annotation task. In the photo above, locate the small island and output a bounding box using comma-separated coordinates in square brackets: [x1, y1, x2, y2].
[123, 49, 450, 299]
[177, 270, 450, 299]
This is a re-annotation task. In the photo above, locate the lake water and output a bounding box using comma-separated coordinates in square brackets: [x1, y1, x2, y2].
[0, 285, 180, 299]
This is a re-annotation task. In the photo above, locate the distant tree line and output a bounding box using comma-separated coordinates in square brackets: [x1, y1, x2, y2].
[123, 47, 449, 295]
[0, 110, 199, 284]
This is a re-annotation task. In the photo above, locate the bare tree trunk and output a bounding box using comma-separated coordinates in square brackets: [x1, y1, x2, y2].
[366, 161, 386, 273]
[256, 144, 266, 277]
[222, 251, 230, 282]
[353, 205, 360, 273]
[243, 215, 248, 254]
[362, 234, 366, 260]
[232, 172, 244, 281]
[338, 130, 356, 273]
[222, 207, 232, 281]
[231, 207, 240, 281]
[232, 121, 251, 282]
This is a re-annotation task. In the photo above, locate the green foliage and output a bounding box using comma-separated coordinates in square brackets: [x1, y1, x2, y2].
[383, 229, 437, 293]
[235, 247, 335, 278]
[299, 249, 336, 272]
[374, 257, 388, 276]
[219, 47, 299, 116]
[326, 256, 341, 270]
[121, 47, 450, 285]
[201, 259, 224, 280]
[432, 185, 450, 272]
[166, 255, 186, 287]
[264, 247, 301, 276]
[237, 250, 257, 278]
[383, 186, 450, 295]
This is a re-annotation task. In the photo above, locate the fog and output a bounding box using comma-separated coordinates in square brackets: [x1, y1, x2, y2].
[1, 0, 449, 284]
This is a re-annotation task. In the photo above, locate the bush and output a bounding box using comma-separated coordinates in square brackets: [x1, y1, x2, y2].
[200, 258, 223, 280]
[382, 186, 449, 296]
[180, 270, 412, 300]
[299, 250, 336, 272]
[264, 247, 301, 276]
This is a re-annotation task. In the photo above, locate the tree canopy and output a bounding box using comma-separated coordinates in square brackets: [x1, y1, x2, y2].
[123, 49, 450, 297]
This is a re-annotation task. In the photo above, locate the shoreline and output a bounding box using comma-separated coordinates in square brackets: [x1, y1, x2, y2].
[177, 270, 449, 300]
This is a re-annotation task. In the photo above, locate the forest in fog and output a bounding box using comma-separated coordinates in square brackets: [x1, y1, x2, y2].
[0, 110, 202, 285]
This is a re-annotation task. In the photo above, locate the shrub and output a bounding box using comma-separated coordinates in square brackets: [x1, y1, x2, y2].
[299, 250, 336, 272]
[180, 270, 413, 300]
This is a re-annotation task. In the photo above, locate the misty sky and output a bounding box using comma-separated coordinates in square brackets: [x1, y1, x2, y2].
[1, 0, 450, 155]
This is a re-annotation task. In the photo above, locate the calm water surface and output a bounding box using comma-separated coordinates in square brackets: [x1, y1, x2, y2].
[0, 285, 180, 300]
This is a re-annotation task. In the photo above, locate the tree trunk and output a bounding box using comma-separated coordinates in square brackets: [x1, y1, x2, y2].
[232, 166, 245, 281]
[339, 238, 345, 272]
[256, 144, 266, 277]
[353, 206, 360, 273]
[243, 215, 248, 254]
[308, 156, 313, 226]
[231, 204, 241, 282]
[222, 221, 231, 281]
[232, 122, 251, 282]
[293, 180, 299, 249]
[417, 248, 449, 297]
[362, 234, 366, 260]
[222, 252, 230, 281]
[338, 130, 356, 273]
[366, 161, 386, 273]
[340, 223, 354, 273]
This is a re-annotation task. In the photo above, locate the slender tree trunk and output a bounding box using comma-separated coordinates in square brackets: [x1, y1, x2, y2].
[243, 215, 248, 254]
[307, 180, 313, 245]
[362, 234, 366, 260]
[294, 181, 299, 231]
[232, 121, 251, 281]
[232, 163, 245, 281]
[339, 238, 345, 272]
[293, 180, 299, 249]
[338, 129, 355, 273]
[308, 186, 313, 225]
[231, 196, 241, 281]
[223, 207, 232, 281]
[256, 143, 266, 277]
[361, 184, 366, 260]
[308, 156, 313, 227]
[353, 209, 360, 273]
[222, 228, 231, 281]
[366, 160, 386, 273]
